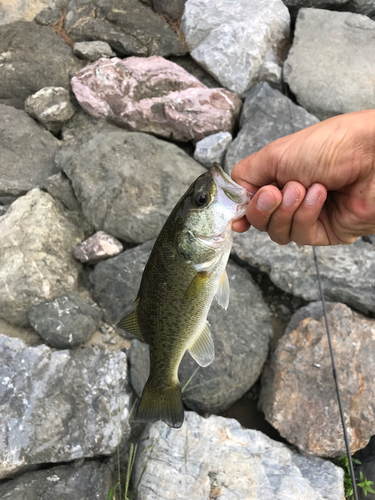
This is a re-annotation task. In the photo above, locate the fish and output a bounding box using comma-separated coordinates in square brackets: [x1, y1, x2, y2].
[117, 163, 252, 428]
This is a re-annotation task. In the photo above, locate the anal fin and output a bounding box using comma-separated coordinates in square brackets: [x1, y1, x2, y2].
[117, 308, 143, 340]
[215, 269, 230, 310]
[188, 323, 215, 367]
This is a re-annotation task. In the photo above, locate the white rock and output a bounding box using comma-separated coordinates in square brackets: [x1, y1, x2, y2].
[73, 41, 116, 62]
[193, 131, 232, 168]
[181, 0, 290, 96]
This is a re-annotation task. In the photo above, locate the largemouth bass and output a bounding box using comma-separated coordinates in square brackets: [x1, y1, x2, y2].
[118, 163, 251, 428]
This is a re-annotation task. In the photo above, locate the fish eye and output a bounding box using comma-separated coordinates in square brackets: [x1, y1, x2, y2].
[194, 190, 209, 207]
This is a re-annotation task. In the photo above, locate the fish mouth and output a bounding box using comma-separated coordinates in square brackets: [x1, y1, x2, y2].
[211, 163, 252, 219]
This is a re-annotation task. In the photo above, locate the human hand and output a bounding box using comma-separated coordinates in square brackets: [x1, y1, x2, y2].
[231, 110, 375, 245]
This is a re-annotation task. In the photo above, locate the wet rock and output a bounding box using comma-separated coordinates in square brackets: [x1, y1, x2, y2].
[225, 82, 319, 173]
[134, 412, 345, 499]
[284, 8, 375, 120]
[0, 460, 112, 500]
[74, 231, 124, 264]
[0, 21, 82, 109]
[260, 303, 375, 456]
[0, 1, 62, 25]
[0, 334, 131, 479]
[194, 131, 232, 169]
[57, 128, 205, 243]
[94, 241, 273, 414]
[0, 105, 60, 201]
[73, 41, 116, 61]
[28, 294, 102, 349]
[43, 172, 81, 212]
[232, 228, 375, 314]
[25, 87, 76, 135]
[152, 0, 187, 20]
[71, 56, 242, 142]
[65, 0, 187, 57]
[34, 7, 62, 26]
[181, 0, 290, 95]
[0, 189, 84, 327]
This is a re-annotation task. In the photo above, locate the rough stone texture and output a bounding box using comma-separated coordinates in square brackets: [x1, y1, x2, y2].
[73, 41, 116, 61]
[283, 0, 375, 19]
[232, 228, 375, 314]
[56, 128, 206, 243]
[152, 0, 187, 20]
[28, 294, 102, 349]
[43, 172, 81, 212]
[0, 189, 84, 327]
[74, 231, 124, 264]
[168, 54, 220, 88]
[65, 0, 187, 57]
[71, 56, 242, 142]
[260, 303, 375, 457]
[0, 460, 112, 499]
[34, 7, 62, 26]
[0, 334, 131, 479]
[285, 301, 333, 335]
[94, 241, 273, 413]
[25, 87, 76, 134]
[134, 412, 345, 500]
[284, 8, 375, 120]
[0, 0, 63, 25]
[0, 105, 60, 201]
[0, 21, 82, 109]
[225, 82, 319, 173]
[181, 0, 290, 96]
[194, 131, 232, 169]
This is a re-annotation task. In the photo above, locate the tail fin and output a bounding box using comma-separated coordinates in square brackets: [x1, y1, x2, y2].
[135, 379, 184, 429]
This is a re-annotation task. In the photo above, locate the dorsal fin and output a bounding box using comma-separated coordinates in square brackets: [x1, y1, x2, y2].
[188, 323, 215, 367]
[117, 305, 143, 340]
[215, 269, 230, 310]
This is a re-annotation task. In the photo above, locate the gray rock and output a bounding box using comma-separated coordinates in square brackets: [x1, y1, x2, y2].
[95, 241, 273, 414]
[260, 302, 375, 456]
[65, 0, 187, 57]
[43, 172, 81, 212]
[34, 7, 62, 26]
[0, 334, 131, 479]
[0, 460, 112, 499]
[57, 128, 205, 243]
[285, 300, 333, 335]
[60, 107, 102, 141]
[232, 228, 375, 314]
[0, 105, 60, 200]
[194, 131, 232, 169]
[0, 21, 82, 109]
[74, 230, 124, 264]
[152, 0, 187, 20]
[283, 0, 375, 19]
[0, 189, 84, 327]
[0, 1, 62, 25]
[0, 205, 7, 216]
[28, 294, 102, 349]
[168, 54, 220, 88]
[134, 412, 345, 499]
[25, 87, 76, 134]
[73, 41, 116, 61]
[181, 0, 290, 96]
[225, 82, 319, 173]
[284, 8, 375, 120]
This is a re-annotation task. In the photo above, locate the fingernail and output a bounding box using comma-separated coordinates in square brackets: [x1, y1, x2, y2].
[282, 183, 299, 207]
[256, 190, 276, 211]
[305, 184, 323, 206]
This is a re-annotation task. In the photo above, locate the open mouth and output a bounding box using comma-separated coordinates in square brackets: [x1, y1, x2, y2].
[211, 163, 253, 206]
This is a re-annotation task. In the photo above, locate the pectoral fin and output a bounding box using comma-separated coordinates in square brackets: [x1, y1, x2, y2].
[117, 307, 143, 340]
[188, 323, 215, 367]
[215, 269, 230, 310]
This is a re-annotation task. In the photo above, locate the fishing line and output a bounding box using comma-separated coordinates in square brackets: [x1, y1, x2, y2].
[313, 247, 358, 500]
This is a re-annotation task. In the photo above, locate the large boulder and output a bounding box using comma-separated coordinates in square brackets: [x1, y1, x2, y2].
[71, 56, 242, 142]
[181, 0, 290, 95]
[232, 228, 375, 314]
[0, 0, 63, 25]
[65, 0, 186, 57]
[0, 189, 84, 327]
[284, 8, 375, 120]
[0, 334, 131, 479]
[225, 82, 319, 173]
[0, 21, 82, 109]
[260, 302, 375, 456]
[134, 412, 345, 499]
[0, 105, 60, 203]
[56, 128, 206, 243]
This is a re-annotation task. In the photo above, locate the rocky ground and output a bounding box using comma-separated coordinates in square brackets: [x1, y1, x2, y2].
[0, 0, 375, 499]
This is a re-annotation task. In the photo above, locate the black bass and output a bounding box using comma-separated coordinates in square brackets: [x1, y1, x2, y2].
[118, 163, 251, 428]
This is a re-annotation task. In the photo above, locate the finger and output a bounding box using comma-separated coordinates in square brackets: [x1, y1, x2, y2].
[267, 182, 306, 245]
[290, 183, 329, 245]
[245, 185, 283, 232]
[232, 216, 250, 233]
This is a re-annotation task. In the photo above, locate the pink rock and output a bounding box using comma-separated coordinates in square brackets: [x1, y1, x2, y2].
[74, 231, 123, 264]
[71, 57, 242, 142]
